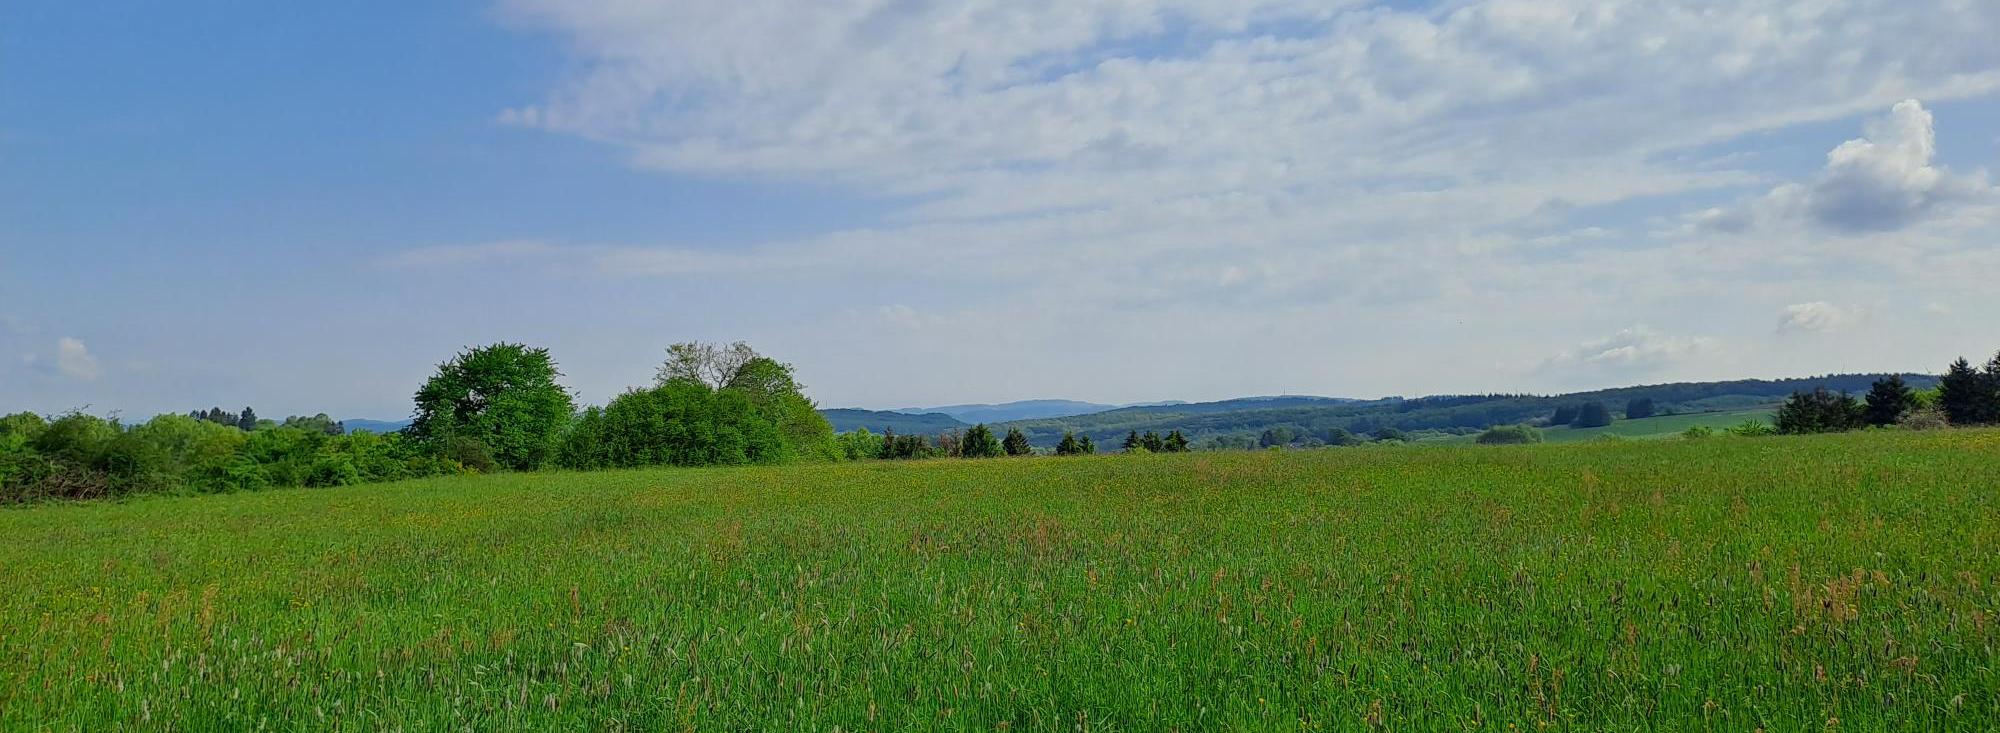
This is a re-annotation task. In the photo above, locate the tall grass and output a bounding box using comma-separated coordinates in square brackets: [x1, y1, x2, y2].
[2, 431, 1996, 730]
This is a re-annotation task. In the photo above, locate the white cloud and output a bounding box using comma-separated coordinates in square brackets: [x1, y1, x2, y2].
[55, 337, 101, 381]
[1777, 302, 1855, 334]
[1696, 100, 1997, 234]
[463, 0, 2000, 404]
[1542, 326, 1718, 377]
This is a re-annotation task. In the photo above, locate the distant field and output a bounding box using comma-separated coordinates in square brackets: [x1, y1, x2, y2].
[4, 431, 1997, 730]
[1542, 408, 1776, 442]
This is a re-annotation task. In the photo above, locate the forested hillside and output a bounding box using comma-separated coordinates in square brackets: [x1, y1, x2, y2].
[1000, 374, 1939, 448]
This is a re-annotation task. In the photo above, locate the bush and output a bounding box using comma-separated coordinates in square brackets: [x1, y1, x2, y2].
[1681, 426, 1715, 440]
[1897, 407, 1950, 431]
[1476, 425, 1543, 445]
[1726, 420, 1776, 437]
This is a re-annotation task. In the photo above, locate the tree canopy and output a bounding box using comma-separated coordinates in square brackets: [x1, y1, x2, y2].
[409, 343, 575, 471]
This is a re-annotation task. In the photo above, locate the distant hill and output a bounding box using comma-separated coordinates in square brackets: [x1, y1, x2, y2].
[997, 375, 1936, 448]
[894, 399, 1122, 423]
[342, 418, 412, 434]
[820, 409, 968, 435]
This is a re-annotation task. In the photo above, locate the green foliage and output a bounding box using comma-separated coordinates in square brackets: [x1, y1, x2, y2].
[1937, 355, 2000, 426]
[833, 429, 884, 461]
[1140, 431, 1166, 452]
[1001, 428, 1033, 457]
[1054, 431, 1084, 456]
[1624, 397, 1656, 420]
[1681, 425, 1714, 440]
[1324, 427, 1365, 446]
[960, 424, 1003, 459]
[410, 343, 576, 471]
[1863, 375, 1917, 427]
[1372, 427, 1408, 443]
[557, 382, 786, 470]
[1550, 404, 1579, 425]
[1570, 402, 1613, 428]
[1725, 419, 1777, 437]
[877, 429, 939, 460]
[279, 413, 345, 436]
[1122, 431, 1141, 452]
[1474, 424, 1543, 445]
[1774, 388, 1865, 435]
[1256, 426, 1295, 448]
[1161, 430, 1191, 453]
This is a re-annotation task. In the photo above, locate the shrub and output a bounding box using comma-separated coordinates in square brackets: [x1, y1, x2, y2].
[1726, 420, 1776, 437]
[1681, 426, 1715, 440]
[1476, 425, 1543, 445]
[1897, 407, 1950, 431]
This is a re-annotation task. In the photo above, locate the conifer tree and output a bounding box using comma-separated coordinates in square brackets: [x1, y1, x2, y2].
[1002, 427, 1032, 456]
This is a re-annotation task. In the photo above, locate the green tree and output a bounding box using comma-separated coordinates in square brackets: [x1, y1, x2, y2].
[961, 424, 1003, 458]
[1002, 428, 1033, 456]
[1373, 427, 1407, 443]
[1624, 398, 1657, 420]
[722, 356, 837, 461]
[409, 343, 576, 471]
[1163, 430, 1191, 453]
[1054, 431, 1083, 456]
[1774, 389, 1865, 435]
[1938, 355, 2000, 426]
[1863, 375, 1917, 427]
[1476, 425, 1542, 444]
[1570, 402, 1613, 428]
[1122, 431, 1142, 452]
[1549, 405, 1579, 425]
[236, 407, 258, 432]
[1140, 431, 1165, 452]
[1325, 427, 1364, 446]
[1078, 435, 1096, 454]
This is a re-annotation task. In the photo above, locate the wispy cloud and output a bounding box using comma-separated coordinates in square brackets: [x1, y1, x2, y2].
[374, 240, 568, 269]
[55, 337, 101, 381]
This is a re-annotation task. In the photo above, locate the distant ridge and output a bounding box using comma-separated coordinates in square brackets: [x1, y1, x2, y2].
[819, 409, 968, 435]
[342, 418, 412, 434]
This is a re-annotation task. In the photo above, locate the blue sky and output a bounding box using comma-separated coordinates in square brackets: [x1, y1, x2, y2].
[4, 0, 1999, 420]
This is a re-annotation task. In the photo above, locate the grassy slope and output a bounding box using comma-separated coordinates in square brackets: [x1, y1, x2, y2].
[1542, 408, 1777, 443]
[3, 431, 1998, 730]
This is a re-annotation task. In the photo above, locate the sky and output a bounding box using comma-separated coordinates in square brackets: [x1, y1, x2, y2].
[3, 0, 1998, 420]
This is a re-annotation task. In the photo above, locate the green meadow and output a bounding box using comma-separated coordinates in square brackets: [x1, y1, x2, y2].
[3, 431, 1997, 731]
[1540, 409, 1778, 443]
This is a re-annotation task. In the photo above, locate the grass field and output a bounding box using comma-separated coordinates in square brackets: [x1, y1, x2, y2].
[4, 431, 1998, 730]
[1540, 408, 1777, 443]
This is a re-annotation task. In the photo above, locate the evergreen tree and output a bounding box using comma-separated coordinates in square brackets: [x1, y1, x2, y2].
[961, 424, 1002, 458]
[1570, 402, 1613, 428]
[1937, 357, 1998, 426]
[1550, 404, 1579, 425]
[1863, 375, 1917, 427]
[1775, 389, 1865, 434]
[1624, 398, 1657, 420]
[236, 407, 258, 432]
[1122, 431, 1142, 451]
[1055, 431, 1082, 456]
[1079, 435, 1096, 454]
[1140, 431, 1165, 452]
[1163, 430, 1191, 453]
[1002, 427, 1033, 456]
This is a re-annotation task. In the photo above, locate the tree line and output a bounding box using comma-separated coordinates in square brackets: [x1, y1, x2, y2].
[1772, 352, 2000, 434]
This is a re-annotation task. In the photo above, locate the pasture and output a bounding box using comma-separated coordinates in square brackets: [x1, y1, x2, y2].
[2, 431, 1997, 730]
